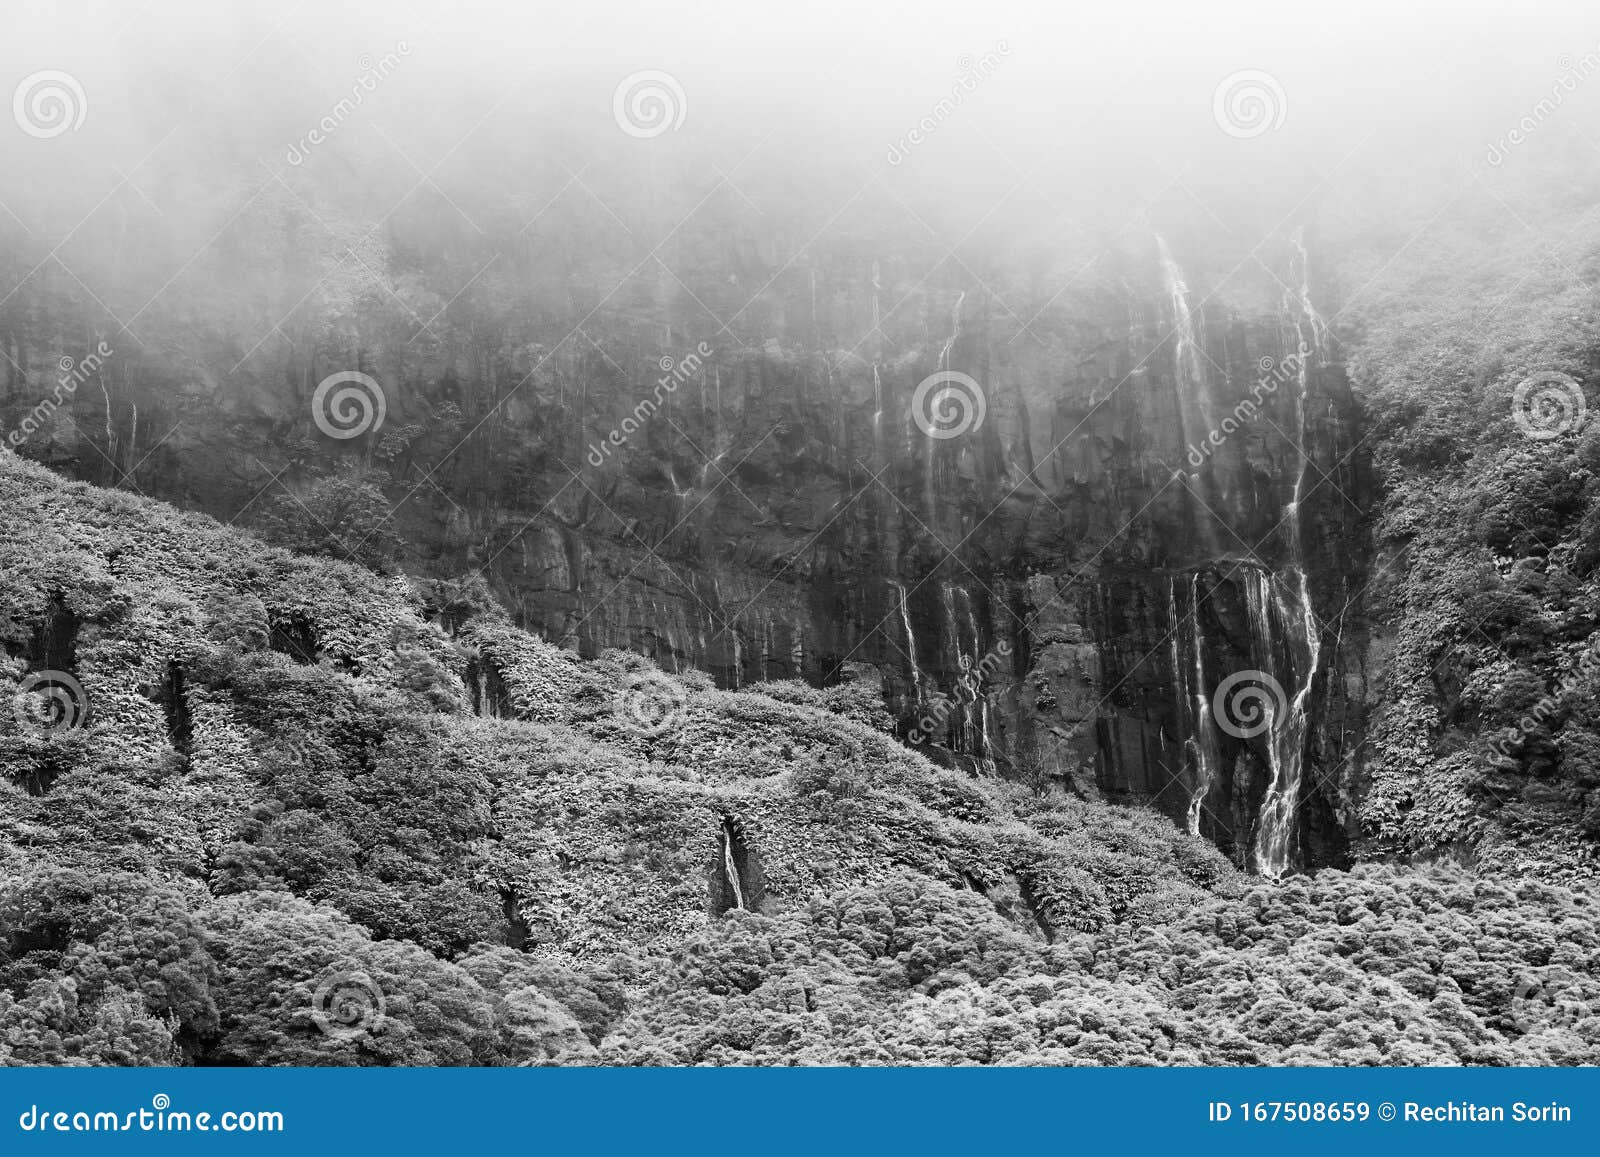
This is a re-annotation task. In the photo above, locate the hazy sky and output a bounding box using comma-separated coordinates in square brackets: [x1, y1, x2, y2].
[3, 1, 1600, 252]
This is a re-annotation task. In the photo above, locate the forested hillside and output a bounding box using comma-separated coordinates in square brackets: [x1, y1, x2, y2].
[1346, 190, 1600, 879]
[2, 449, 1597, 1065]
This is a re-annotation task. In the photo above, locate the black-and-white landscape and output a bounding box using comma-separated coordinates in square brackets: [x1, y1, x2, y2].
[1, 0, 1598, 1066]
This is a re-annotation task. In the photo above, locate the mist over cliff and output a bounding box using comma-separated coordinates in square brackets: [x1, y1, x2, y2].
[2, 0, 1600, 1070]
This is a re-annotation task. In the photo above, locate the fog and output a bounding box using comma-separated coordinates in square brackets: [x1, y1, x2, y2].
[3, 0, 1600, 294]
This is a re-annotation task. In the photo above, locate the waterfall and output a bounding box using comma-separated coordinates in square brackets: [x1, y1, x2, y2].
[1245, 569, 1320, 877]
[934, 583, 994, 771]
[1289, 227, 1327, 354]
[1284, 232, 1322, 530]
[1247, 236, 1327, 877]
[941, 583, 965, 752]
[958, 587, 998, 774]
[933, 583, 1000, 773]
[927, 290, 966, 515]
[721, 820, 745, 911]
[978, 699, 996, 775]
[891, 580, 924, 703]
[667, 465, 692, 523]
[1156, 235, 1222, 555]
[940, 291, 966, 369]
[1184, 574, 1221, 836]
[1155, 235, 1208, 447]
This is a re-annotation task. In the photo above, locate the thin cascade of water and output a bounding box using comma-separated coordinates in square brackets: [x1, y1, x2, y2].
[891, 580, 924, 704]
[1247, 569, 1320, 877]
[927, 291, 966, 515]
[1185, 573, 1221, 836]
[722, 821, 745, 911]
[1249, 236, 1327, 877]
[1155, 236, 1208, 443]
[1155, 235, 1221, 553]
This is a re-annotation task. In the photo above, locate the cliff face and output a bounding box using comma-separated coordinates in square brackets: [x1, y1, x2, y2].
[436, 236, 1374, 874]
[3, 213, 1376, 875]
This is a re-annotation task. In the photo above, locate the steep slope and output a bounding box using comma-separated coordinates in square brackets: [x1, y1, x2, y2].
[2, 449, 1597, 1065]
[0, 448, 1229, 944]
[1, 179, 1375, 876]
[1347, 189, 1600, 880]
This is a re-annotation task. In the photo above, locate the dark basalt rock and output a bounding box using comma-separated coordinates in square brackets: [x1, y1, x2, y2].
[18, 232, 1377, 874]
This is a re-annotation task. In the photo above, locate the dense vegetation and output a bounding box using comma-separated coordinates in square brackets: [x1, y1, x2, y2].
[1347, 189, 1600, 879]
[2, 449, 1596, 1065]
